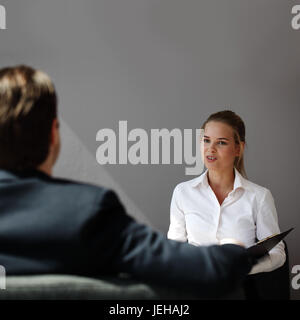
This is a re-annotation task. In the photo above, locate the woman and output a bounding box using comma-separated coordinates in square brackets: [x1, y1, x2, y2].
[168, 110, 285, 274]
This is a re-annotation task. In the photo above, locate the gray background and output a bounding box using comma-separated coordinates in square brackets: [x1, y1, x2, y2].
[1, 0, 299, 299]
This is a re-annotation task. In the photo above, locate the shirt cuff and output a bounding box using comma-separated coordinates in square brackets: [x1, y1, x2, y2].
[248, 254, 272, 274]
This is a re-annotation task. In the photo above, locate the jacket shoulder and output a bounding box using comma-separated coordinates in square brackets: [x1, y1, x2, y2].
[46, 175, 109, 195]
[43, 176, 120, 215]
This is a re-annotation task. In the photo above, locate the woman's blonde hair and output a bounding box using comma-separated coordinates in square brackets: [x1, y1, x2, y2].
[201, 110, 247, 178]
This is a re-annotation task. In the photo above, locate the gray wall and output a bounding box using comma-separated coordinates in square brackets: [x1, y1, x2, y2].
[1, 0, 299, 299]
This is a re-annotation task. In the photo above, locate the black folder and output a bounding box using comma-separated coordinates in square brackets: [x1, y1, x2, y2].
[247, 228, 294, 259]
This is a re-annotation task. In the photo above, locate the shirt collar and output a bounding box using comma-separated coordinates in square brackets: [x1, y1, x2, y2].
[190, 169, 210, 188]
[191, 168, 248, 191]
[233, 168, 245, 191]
[0, 169, 51, 181]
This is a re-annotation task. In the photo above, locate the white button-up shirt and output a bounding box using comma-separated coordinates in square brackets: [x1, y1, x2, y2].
[167, 168, 286, 274]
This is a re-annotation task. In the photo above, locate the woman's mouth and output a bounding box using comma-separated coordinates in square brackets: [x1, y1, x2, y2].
[206, 156, 217, 163]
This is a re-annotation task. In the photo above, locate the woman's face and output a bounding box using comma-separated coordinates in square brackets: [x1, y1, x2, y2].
[201, 121, 242, 173]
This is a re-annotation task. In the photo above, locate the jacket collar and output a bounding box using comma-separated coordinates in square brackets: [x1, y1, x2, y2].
[0, 169, 51, 181]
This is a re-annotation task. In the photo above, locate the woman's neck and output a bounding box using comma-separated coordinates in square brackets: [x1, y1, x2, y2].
[207, 168, 235, 193]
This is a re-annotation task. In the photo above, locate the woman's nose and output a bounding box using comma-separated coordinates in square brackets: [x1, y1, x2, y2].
[208, 144, 217, 153]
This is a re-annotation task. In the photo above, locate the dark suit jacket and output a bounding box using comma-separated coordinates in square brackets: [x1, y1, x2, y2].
[0, 169, 252, 298]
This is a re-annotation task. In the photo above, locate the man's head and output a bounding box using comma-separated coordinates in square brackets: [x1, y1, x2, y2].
[0, 65, 60, 174]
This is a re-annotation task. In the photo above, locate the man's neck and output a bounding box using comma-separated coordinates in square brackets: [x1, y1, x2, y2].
[37, 163, 52, 176]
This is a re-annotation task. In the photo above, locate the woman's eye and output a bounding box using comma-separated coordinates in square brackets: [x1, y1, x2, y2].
[203, 139, 210, 143]
[218, 141, 227, 145]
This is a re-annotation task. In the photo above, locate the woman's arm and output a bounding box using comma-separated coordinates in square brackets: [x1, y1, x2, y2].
[167, 185, 188, 242]
[250, 189, 286, 274]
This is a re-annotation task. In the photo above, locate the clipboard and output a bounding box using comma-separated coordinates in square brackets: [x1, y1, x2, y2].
[247, 228, 294, 259]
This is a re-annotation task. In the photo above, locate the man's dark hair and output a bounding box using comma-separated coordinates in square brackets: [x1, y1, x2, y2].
[0, 65, 57, 171]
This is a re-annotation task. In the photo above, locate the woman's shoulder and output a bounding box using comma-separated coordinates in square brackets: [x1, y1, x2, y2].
[173, 172, 206, 193]
[241, 176, 272, 199]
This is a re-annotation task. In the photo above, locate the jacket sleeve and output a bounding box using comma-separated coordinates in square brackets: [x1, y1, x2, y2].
[84, 189, 253, 298]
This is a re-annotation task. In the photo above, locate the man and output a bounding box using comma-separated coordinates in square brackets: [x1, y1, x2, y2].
[0, 65, 253, 298]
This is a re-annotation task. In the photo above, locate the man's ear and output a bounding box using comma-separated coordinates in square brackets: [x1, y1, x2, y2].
[50, 118, 59, 146]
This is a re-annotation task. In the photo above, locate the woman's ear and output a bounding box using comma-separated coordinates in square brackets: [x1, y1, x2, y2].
[236, 141, 245, 157]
